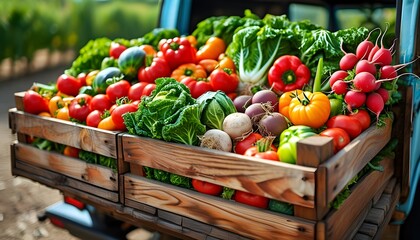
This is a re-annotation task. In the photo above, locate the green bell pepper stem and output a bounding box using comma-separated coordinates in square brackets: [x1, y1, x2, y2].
[313, 57, 323, 93]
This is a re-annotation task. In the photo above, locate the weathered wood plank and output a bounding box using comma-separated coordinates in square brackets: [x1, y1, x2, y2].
[14, 91, 25, 111]
[373, 184, 400, 240]
[296, 136, 334, 167]
[9, 108, 119, 158]
[358, 223, 378, 237]
[322, 119, 392, 204]
[391, 85, 412, 202]
[124, 198, 157, 215]
[121, 133, 317, 208]
[124, 174, 316, 240]
[353, 233, 372, 240]
[13, 142, 118, 191]
[158, 209, 183, 225]
[13, 160, 119, 202]
[323, 156, 394, 240]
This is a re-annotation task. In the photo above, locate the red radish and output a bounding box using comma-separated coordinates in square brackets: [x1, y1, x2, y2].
[379, 65, 397, 79]
[371, 46, 394, 66]
[375, 88, 390, 104]
[368, 45, 380, 62]
[344, 90, 366, 110]
[339, 53, 359, 71]
[368, 28, 382, 62]
[356, 28, 379, 60]
[380, 57, 420, 79]
[366, 92, 385, 120]
[353, 72, 377, 93]
[370, 25, 395, 66]
[329, 70, 349, 88]
[331, 80, 348, 95]
[355, 60, 377, 75]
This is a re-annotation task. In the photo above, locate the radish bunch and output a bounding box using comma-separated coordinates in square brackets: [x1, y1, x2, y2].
[329, 27, 401, 120]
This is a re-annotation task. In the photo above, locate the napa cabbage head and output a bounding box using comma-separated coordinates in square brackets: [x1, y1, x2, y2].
[226, 25, 295, 91]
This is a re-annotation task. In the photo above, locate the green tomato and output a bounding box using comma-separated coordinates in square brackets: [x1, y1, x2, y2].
[329, 98, 344, 117]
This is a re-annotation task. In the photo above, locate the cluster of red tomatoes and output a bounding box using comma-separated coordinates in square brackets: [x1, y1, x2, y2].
[22, 35, 240, 131]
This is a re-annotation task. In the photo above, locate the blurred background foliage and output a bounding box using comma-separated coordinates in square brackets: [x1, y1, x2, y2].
[0, 0, 161, 76]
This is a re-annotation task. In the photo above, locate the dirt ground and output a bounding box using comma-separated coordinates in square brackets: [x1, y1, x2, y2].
[0, 66, 79, 240]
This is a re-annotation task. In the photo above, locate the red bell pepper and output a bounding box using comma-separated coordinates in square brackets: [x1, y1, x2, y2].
[180, 77, 214, 99]
[137, 57, 171, 83]
[268, 55, 311, 93]
[159, 37, 197, 70]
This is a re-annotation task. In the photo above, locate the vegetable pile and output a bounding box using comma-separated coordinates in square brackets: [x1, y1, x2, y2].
[21, 10, 415, 213]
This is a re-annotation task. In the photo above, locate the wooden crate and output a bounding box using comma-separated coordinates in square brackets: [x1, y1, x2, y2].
[9, 92, 129, 203]
[120, 117, 394, 239]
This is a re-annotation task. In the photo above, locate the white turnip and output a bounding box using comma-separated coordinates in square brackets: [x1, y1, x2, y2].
[200, 129, 233, 152]
[222, 112, 253, 140]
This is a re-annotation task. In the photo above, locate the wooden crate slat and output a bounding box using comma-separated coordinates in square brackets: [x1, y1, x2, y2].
[9, 108, 118, 158]
[322, 120, 392, 204]
[372, 184, 400, 240]
[121, 133, 317, 208]
[124, 173, 316, 240]
[358, 223, 379, 237]
[322, 156, 394, 240]
[13, 142, 118, 191]
[13, 160, 119, 202]
[158, 209, 183, 225]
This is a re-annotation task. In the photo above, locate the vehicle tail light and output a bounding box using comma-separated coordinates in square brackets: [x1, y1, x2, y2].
[49, 216, 65, 228]
[64, 196, 85, 210]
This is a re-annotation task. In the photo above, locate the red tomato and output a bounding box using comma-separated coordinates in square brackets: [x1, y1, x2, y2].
[244, 147, 279, 161]
[106, 80, 131, 103]
[77, 72, 87, 86]
[209, 68, 239, 94]
[128, 82, 156, 101]
[90, 94, 112, 112]
[56, 73, 82, 96]
[109, 42, 127, 59]
[86, 110, 103, 128]
[63, 146, 80, 158]
[68, 94, 92, 122]
[111, 103, 138, 131]
[138, 57, 171, 83]
[23, 90, 49, 115]
[326, 115, 363, 139]
[192, 179, 223, 196]
[234, 133, 263, 155]
[319, 128, 351, 153]
[348, 109, 371, 131]
[234, 190, 269, 209]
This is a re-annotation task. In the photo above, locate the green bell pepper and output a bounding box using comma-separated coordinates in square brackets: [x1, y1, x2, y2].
[277, 125, 317, 164]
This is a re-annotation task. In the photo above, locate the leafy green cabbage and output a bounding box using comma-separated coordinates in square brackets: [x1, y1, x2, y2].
[123, 77, 206, 146]
[197, 91, 237, 130]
